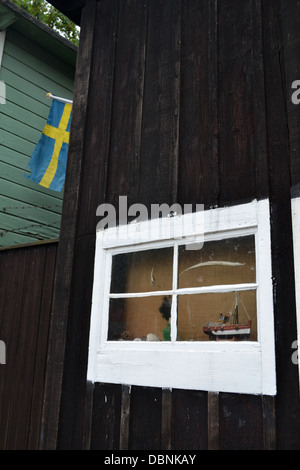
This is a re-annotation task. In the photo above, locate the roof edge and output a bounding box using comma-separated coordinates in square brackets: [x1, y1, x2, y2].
[46, 0, 85, 26]
[0, 0, 78, 51]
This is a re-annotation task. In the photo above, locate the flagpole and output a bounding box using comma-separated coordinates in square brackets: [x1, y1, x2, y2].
[46, 92, 73, 105]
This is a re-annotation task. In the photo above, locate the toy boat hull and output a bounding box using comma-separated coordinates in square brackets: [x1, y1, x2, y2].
[203, 320, 252, 340]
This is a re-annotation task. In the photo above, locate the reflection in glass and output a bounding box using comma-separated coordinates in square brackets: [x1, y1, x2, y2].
[177, 290, 257, 341]
[178, 236, 256, 289]
[107, 236, 257, 343]
[110, 247, 173, 294]
[108, 296, 172, 341]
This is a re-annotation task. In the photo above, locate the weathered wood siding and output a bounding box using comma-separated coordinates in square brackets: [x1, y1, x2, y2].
[89, 385, 267, 450]
[0, 241, 57, 449]
[0, 22, 75, 247]
[40, 0, 300, 450]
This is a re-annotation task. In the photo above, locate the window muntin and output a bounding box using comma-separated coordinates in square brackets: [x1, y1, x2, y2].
[107, 235, 257, 342]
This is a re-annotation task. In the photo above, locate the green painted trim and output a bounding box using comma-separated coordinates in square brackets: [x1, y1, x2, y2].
[0, 8, 17, 30]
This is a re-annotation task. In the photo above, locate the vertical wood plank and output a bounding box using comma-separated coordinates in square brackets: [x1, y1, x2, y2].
[171, 389, 208, 450]
[128, 386, 162, 450]
[262, 396, 277, 450]
[161, 388, 172, 450]
[217, 0, 265, 205]
[178, 0, 218, 208]
[207, 392, 219, 450]
[252, 0, 269, 200]
[82, 381, 95, 450]
[90, 383, 122, 450]
[39, 0, 97, 450]
[76, 0, 119, 234]
[219, 393, 263, 450]
[119, 384, 131, 450]
[139, 0, 181, 208]
[28, 244, 57, 450]
[105, 0, 148, 210]
[279, 0, 300, 187]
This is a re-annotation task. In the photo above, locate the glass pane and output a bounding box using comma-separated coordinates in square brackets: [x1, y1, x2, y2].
[178, 236, 256, 289]
[108, 296, 172, 341]
[110, 247, 173, 294]
[177, 290, 257, 341]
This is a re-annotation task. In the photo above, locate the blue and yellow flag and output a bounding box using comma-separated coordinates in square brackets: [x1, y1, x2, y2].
[26, 98, 72, 192]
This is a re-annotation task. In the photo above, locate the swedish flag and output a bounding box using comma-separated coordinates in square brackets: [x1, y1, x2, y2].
[26, 98, 72, 192]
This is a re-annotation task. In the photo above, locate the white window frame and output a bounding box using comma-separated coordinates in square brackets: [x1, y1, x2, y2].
[292, 197, 300, 390]
[87, 199, 276, 396]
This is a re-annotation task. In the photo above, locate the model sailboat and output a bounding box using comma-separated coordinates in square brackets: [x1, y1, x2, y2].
[203, 292, 251, 341]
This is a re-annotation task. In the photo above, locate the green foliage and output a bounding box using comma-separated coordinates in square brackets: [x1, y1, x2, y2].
[10, 0, 80, 46]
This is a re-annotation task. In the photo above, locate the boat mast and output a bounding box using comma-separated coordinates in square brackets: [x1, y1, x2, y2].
[233, 292, 239, 324]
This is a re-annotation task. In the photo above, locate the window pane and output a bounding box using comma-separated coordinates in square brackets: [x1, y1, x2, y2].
[108, 296, 172, 341]
[177, 290, 257, 341]
[110, 247, 173, 294]
[178, 236, 256, 289]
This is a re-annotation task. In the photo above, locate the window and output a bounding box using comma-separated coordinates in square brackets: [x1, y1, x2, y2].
[88, 199, 276, 395]
[108, 236, 256, 342]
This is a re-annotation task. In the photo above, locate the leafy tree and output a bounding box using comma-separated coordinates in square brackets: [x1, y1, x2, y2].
[11, 0, 80, 46]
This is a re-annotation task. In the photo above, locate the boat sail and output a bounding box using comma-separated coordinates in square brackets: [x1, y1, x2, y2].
[203, 292, 251, 341]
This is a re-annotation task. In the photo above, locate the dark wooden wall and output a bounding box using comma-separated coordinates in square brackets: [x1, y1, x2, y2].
[0, 242, 57, 450]
[38, 0, 300, 450]
[89, 385, 269, 451]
